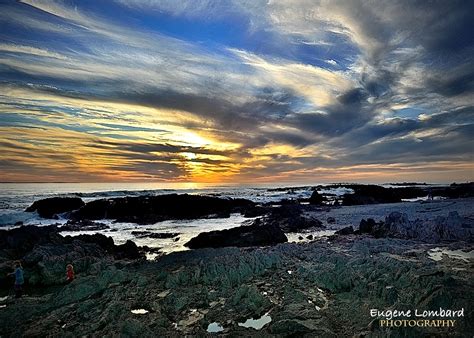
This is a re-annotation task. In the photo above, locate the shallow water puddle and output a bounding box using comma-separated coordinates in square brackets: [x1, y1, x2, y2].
[238, 313, 272, 330]
[131, 309, 149, 314]
[207, 322, 224, 333]
[428, 248, 474, 262]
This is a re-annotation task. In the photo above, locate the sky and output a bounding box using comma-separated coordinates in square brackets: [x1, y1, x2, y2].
[0, 0, 473, 184]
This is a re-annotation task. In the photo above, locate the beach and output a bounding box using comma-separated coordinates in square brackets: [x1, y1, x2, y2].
[0, 183, 473, 336]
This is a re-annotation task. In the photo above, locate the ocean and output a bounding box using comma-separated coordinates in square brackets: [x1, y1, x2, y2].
[0, 182, 343, 255]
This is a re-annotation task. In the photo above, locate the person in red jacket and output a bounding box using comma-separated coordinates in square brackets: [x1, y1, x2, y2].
[66, 264, 75, 283]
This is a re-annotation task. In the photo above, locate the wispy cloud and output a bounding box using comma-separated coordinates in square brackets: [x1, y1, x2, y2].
[0, 0, 472, 182]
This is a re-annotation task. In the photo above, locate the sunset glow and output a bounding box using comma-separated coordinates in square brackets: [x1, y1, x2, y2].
[0, 1, 473, 183]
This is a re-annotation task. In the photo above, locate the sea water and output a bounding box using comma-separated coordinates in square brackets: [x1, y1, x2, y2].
[0, 182, 354, 254]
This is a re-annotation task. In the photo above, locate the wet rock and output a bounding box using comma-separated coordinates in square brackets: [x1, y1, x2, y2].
[359, 218, 377, 233]
[131, 231, 179, 239]
[71, 194, 255, 224]
[26, 197, 85, 218]
[67, 234, 142, 259]
[259, 205, 323, 232]
[184, 223, 287, 249]
[14, 221, 23, 226]
[243, 206, 270, 217]
[431, 182, 474, 199]
[60, 220, 109, 231]
[309, 190, 324, 205]
[327, 217, 336, 224]
[306, 235, 313, 240]
[342, 185, 401, 205]
[335, 226, 354, 236]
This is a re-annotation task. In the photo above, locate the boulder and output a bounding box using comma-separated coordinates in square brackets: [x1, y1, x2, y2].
[0, 225, 144, 287]
[359, 218, 377, 234]
[357, 211, 473, 243]
[335, 226, 354, 236]
[0, 225, 63, 256]
[131, 231, 179, 239]
[259, 204, 323, 232]
[71, 194, 255, 224]
[309, 190, 324, 205]
[60, 220, 109, 231]
[25, 197, 85, 218]
[184, 223, 287, 249]
[342, 185, 401, 206]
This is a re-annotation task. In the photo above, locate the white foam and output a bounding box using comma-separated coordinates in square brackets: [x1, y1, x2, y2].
[131, 309, 148, 314]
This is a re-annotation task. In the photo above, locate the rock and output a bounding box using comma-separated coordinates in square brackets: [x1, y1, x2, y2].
[243, 206, 270, 217]
[306, 235, 314, 240]
[25, 197, 85, 218]
[359, 218, 376, 233]
[358, 211, 473, 243]
[65, 234, 142, 259]
[114, 240, 142, 260]
[0, 225, 144, 287]
[335, 226, 354, 236]
[60, 220, 109, 232]
[0, 225, 63, 256]
[14, 221, 23, 226]
[430, 182, 474, 199]
[259, 205, 323, 233]
[327, 217, 336, 224]
[131, 231, 179, 239]
[298, 236, 304, 240]
[342, 185, 401, 206]
[184, 223, 288, 249]
[71, 194, 255, 224]
[309, 190, 324, 205]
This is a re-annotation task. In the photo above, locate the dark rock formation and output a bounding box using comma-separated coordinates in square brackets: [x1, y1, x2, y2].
[0, 225, 63, 257]
[0, 225, 143, 287]
[258, 204, 323, 233]
[335, 226, 354, 236]
[358, 211, 473, 242]
[340, 183, 474, 206]
[243, 205, 271, 217]
[309, 190, 324, 205]
[0, 226, 473, 336]
[430, 182, 474, 199]
[327, 217, 336, 224]
[71, 194, 255, 224]
[25, 197, 85, 218]
[184, 222, 287, 249]
[342, 185, 402, 205]
[131, 231, 179, 239]
[60, 220, 109, 231]
[359, 218, 377, 234]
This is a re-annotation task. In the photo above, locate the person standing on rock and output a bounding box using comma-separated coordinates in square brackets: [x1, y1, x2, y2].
[66, 264, 75, 283]
[7, 261, 24, 298]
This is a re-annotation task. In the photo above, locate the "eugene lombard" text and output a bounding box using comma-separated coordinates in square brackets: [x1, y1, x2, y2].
[370, 308, 464, 320]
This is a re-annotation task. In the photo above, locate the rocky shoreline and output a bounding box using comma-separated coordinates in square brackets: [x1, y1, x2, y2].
[0, 184, 473, 336]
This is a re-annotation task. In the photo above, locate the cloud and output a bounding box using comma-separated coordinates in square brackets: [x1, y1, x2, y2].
[0, 0, 472, 182]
